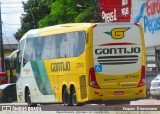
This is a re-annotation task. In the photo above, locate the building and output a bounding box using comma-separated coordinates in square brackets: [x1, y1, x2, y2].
[0, 37, 18, 72]
[99, 0, 160, 72]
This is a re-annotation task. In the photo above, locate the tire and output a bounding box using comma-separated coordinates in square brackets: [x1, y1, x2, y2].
[62, 87, 72, 106]
[71, 87, 83, 106]
[25, 89, 37, 107]
[71, 87, 77, 106]
[5, 96, 13, 103]
[26, 90, 32, 106]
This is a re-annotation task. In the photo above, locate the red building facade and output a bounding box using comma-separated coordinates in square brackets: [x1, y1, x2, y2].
[99, 0, 131, 22]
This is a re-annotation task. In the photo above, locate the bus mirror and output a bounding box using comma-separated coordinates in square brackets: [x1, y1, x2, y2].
[10, 59, 14, 68]
[9, 49, 19, 68]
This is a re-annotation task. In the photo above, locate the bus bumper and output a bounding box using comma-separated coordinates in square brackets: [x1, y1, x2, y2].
[87, 85, 146, 101]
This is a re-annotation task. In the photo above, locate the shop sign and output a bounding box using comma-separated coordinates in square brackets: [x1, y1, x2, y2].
[99, 0, 131, 22]
[134, 0, 160, 34]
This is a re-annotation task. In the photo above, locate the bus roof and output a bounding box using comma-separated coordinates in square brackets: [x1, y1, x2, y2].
[19, 23, 137, 41]
[19, 23, 94, 41]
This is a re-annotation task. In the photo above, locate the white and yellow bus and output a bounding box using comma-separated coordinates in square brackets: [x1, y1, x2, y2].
[11, 23, 146, 106]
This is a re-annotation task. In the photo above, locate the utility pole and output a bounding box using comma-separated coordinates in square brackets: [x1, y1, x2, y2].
[0, 2, 4, 72]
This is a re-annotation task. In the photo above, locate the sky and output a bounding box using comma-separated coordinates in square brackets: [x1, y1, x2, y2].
[0, 0, 27, 44]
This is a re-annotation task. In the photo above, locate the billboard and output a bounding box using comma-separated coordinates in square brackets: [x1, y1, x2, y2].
[99, 0, 131, 22]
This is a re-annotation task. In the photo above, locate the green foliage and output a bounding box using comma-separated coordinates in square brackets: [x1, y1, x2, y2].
[15, 0, 99, 40]
[39, 0, 98, 28]
[14, 0, 53, 40]
[74, 6, 95, 22]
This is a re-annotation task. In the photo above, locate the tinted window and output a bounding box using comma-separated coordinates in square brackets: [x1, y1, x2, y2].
[23, 38, 34, 62]
[23, 31, 86, 61]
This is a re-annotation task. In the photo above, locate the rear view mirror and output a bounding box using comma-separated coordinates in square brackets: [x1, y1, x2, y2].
[9, 49, 19, 68]
[10, 59, 14, 68]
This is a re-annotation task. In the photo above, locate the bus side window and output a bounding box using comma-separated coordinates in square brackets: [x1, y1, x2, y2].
[17, 39, 25, 76]
[17, 51, 21, 75]
[77, 31, 85, 55]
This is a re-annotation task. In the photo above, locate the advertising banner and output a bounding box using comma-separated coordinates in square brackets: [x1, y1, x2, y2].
[99, 0, 131, 22]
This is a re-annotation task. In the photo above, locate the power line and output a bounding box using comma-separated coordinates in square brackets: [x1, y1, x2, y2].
[3, 23, 21, 25]
[1, 0, 25, 14]
[2, 22, 12, 44]
[2, 7, 23, 8]
[2, 12, 24, 14]
[1, 2, 23, 4]
[3, 30, 19, 33]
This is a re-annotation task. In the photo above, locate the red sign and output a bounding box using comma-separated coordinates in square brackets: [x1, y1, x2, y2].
[146, 0, 160, 16]
[99, 0, 131, 22]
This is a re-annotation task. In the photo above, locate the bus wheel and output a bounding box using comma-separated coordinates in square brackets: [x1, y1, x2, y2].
[71, 87, 77, 106]
[26, 90, 32, 106]
[63, 87, 72, 106]
[71, 87, 83, 106]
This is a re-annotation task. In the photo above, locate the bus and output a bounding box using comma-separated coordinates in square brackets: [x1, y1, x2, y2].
[5, 51, 17, 83]
[11, 23, 146, 106]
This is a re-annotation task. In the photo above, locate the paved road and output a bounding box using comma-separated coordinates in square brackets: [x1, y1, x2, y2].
[130, 98, 160, 105]
[0, 98, 160, 110]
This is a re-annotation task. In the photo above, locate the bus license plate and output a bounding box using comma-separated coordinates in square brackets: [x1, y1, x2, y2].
[114, 91, 124, 95]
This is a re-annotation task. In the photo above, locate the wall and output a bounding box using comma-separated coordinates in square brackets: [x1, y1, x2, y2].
[133, 0, 160, 48]
[0, 45, 17, 72]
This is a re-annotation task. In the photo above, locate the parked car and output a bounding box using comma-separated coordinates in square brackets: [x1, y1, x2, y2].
[0, 72, 8, 85]
[0, 83, 17, 103]
[150, 74, 160, 98]
[146, 73, 157, 98]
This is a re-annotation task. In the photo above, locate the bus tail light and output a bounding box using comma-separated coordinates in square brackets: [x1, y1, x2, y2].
[138, 66, 146, 87]
[134, 23, 140, 26]
[89, 67, 100, 89]
[92, 24, 97, 28]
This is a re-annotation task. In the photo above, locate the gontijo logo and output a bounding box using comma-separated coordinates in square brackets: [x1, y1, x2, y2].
[105, 28, 130, 39]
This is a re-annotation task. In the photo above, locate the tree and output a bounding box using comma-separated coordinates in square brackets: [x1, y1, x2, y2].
[15, 0, 101, 39]
[39, 0, 99, 28]
[14, 0, 53, 40]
